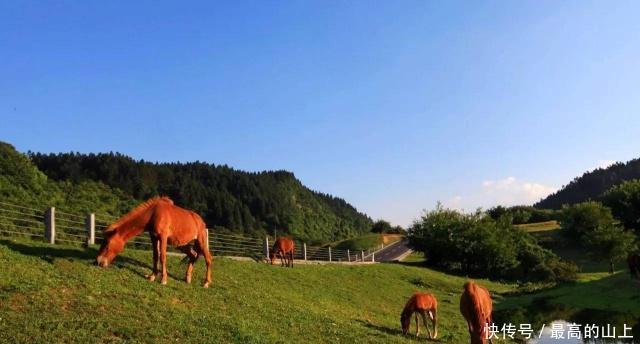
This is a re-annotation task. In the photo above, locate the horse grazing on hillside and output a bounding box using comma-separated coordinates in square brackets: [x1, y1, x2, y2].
[270, 237, 295, 267]
[628, 253, 640, 279]
[96, 197, 213, 287]
[400, 292, 438, 338]
[460, 281, 494, 344]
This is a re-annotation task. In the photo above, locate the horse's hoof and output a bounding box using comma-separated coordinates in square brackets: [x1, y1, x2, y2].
[203, 282, 210, 288]
[185, 278, 192, 284]
[161, 280, 168, 285]
[146, 274, 156, 282]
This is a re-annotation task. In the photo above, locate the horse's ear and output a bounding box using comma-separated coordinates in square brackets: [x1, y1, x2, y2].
[104, 225, 117, 233]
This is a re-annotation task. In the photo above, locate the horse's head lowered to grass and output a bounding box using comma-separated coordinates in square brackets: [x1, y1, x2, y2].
[96, 229, 125, 268]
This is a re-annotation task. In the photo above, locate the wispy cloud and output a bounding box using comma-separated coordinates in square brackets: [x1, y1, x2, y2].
[595, 159, 617, 170]
[444, 177, 557, 211]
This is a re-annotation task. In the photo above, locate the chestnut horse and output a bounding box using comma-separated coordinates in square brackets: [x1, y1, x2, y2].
[96, 197, 213, 287]
[270, 237, 294, 267]
[460, 281, 493, 344]
[628, 253, 640, 279]
[400, 292, 438, 338]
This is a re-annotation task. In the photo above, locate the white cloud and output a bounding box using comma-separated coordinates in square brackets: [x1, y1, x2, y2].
[595, 160, 617, 170]
[445, 177, 557, 211]
[481, 176, 557, 206]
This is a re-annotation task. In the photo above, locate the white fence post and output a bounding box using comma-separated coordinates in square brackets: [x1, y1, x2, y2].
[347, 249, 351, 262]
[328, 247, 332, 262]
[44, 207, 55, 244]
[263, 236, 270, 261]
[372, 252, 375, 263]
[303, 243, 307, 261]
[86, 213, 95, 245]
[361, 250, 365, 262]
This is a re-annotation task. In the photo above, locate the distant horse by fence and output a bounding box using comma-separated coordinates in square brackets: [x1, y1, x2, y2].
[400, 292, 438, 338]
[270, 237, 295, 267]
[96, 197, 213, 287]
[460, 281, 493, 344]
[628, 253, 640, 279]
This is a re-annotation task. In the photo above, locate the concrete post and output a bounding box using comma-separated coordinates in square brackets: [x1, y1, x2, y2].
[347, 249, 351, 262]
[263, 236, 270, 261]
[372, 252, 375, 263]
[328, 247, 332, 262]
[361, 250, 365, 262]
[85, 213, 95, 245]
[303, 243, 307, 261]
[44, 207, 55, 244]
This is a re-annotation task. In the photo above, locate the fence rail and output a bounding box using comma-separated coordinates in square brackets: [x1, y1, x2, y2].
[0, 200, 377, 263]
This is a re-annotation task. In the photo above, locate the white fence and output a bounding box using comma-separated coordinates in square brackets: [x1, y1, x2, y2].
[0, 200, 378, 263]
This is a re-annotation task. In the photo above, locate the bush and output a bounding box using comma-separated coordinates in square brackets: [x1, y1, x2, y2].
[408, 204, 575, 282]
[602, 179, 640, 233]
[560, 201, 616, 240]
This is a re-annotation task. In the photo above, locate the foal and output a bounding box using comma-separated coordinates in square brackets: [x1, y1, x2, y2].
[400, 292, 438, 338]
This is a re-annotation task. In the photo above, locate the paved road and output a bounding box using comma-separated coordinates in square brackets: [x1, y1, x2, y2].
[373, 239, 413, 262]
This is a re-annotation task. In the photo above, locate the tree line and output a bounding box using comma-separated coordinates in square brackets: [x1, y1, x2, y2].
[28, 150, 374, 243]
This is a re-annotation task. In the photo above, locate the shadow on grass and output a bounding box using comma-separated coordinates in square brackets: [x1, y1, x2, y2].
[355, 320, 438, 342]
[0, 239, 183, 281]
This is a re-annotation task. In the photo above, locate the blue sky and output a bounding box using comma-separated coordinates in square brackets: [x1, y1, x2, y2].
[1, 1, 639, 227]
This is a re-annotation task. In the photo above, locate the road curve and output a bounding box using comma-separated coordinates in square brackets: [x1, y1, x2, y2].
[373, 239, 412, 262]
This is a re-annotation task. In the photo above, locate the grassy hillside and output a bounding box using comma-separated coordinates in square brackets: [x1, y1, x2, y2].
[0, 141, 135, 217]
[514, 220, 560, 233]
[331, 234, 403, 251]
[0, 238, 516, 344]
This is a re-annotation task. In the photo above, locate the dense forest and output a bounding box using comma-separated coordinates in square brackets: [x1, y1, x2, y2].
[24, 146, 372, 243]
[535, 158, 640, 209]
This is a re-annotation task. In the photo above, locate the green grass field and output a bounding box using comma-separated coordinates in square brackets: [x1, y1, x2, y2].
[0, 237, 518, 344]
[514, 220, 560, 233]
[331, 233, 402, 251]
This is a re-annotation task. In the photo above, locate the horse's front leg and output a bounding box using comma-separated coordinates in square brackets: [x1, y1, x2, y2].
[415, 313, 420, 337]
[146, 236, 159, 281]
[159, 236, 169, 285]
[280, 252, 285, 267]
[421, 311, 432, 338]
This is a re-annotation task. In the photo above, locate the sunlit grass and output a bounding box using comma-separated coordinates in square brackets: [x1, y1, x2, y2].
[0, 237, 517, 344]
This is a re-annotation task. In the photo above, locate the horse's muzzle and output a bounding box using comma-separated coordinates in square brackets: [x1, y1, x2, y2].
[96, 256, 109, 268]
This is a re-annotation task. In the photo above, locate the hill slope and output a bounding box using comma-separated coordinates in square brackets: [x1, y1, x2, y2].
[28, 149, 372, 242]
[0, 238, 515, 344]
[535, 158, 640, 209]
[0, 141, 136, 217]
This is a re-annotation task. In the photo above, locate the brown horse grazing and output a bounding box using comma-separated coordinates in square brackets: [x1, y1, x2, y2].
[628, 253, 640, 279]
[460, 281, 494, 344]
[270, 237, 294, 267]
[96, 197, 213, 287]
[400, 292, 438, 338]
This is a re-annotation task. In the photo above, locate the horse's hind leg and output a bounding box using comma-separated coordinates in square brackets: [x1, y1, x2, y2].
[159, 236, 169, 285]
[180, 245, 198, 284]
[146, 235, 159, 282]
[196, 230, 213, 288]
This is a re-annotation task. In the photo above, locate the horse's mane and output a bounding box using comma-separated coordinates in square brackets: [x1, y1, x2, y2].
[464, 281, 486, 336]
[105, 196, 173, 232]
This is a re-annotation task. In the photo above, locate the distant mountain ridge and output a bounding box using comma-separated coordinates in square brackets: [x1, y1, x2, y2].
[27, 149, 372, 242]
[535, 158, 640, 209]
